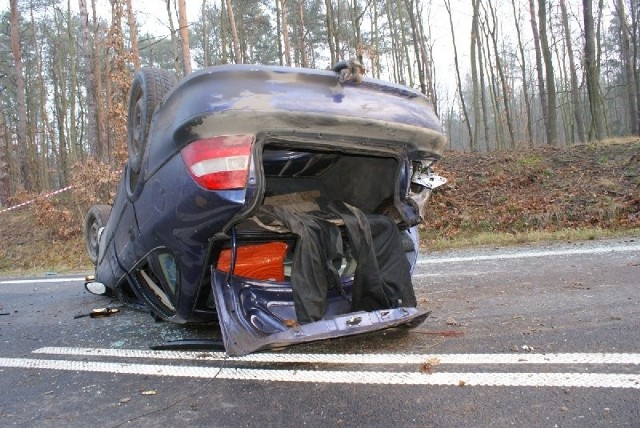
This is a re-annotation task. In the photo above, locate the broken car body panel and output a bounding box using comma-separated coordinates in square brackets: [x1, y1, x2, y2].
[212, 265, 430, 356]
[86, 64, 447, 356]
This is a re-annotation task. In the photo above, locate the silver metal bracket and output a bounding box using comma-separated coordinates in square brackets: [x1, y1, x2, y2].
[412, 170, 447, 190]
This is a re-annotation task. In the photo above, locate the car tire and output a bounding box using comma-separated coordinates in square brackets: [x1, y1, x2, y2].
[126, 68, 177, 173]
[84, 204, 112, 265]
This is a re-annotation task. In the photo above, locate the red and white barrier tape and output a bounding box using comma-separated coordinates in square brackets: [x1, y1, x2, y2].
[0, 186, 74, 214]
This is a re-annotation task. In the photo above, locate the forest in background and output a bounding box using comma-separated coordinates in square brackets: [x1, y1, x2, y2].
[0, 0, 639, 206]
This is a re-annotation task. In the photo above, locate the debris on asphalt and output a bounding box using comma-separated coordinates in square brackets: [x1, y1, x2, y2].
[420, 357, 441, 374]
[73, 307, 120, 319]
[446, 317, 463, 326]
[413, 329, 464, 337]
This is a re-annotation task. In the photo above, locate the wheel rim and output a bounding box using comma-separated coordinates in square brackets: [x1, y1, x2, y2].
[88, 218, 100, 257]
[131, 90, 144, 157]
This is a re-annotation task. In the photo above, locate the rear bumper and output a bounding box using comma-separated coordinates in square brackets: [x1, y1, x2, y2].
[211, 268, 429, 356]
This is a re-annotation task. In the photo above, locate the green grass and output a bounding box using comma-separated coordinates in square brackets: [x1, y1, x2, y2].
[516, 154, 544, 167]
[420, 227, 640, 251]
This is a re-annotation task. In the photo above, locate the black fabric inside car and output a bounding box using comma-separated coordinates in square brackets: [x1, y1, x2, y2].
[258, 205, 345, 323]
[260, 202, 415, 324]
[329, 201, 416, 312]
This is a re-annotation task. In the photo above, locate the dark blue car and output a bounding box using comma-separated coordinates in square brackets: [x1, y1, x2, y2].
[84, 62, 447, 356]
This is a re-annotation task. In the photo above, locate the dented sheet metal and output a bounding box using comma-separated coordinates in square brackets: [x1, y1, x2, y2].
[211, 268, 429, 356]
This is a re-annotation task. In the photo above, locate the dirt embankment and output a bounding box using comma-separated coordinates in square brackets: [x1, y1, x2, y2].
[1, 138, 639, 273]
[425, 138, 640, 242]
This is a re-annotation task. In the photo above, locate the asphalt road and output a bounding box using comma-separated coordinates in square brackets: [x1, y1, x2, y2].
[1, 237, 639, 427]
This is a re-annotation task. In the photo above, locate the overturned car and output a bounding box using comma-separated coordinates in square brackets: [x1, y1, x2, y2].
[84, 62, 447, 356]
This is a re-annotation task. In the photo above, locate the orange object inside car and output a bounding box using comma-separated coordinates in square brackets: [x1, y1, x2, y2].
[217, 242, 288, 281]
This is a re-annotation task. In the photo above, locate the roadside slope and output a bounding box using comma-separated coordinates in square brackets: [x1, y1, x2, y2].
[424, 138, 639, 246]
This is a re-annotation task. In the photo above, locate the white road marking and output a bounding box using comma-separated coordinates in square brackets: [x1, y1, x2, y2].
[33, 347, 640, 365]
[418, 244, 640, 265]
[0, 357, 638, 388]
[413, 270, 502, 278]
[0, 277, 85, 285]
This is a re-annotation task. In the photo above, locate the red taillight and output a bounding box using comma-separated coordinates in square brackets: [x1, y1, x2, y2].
[217, 242, 288, 281]
[181, 135, 254, 190]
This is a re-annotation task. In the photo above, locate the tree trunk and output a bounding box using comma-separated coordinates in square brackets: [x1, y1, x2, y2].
[333, 0, 340, 60]
[324, 0, 336, 65]
[477, 17, 491, 151]
[0, 103, 9, 205]
[483, 28, 504, 150]
[51, 50, 69, 188]
[275, 0, 283, 65]
[371, 0, 381, 77]
[79, 0, 101, 161]
[67, 2, 80, 162]
[201, 1, 209, 67]
[31, 5, 58, 188]
[92, 0, 107, 160]
[385, 0, 403, 84]
[487, 1, 516, 149]
[178, 0, 192, 74]
[125, 0, 141, 70]
[630, 0, 640, 129]
[224, 0, 242, 64]
[220, 0, 228, 63]
[444, 0, 473, 150]
[510, 0, 534, 148]
[51, 8, 70, 177]
[406, 0, 425, 96]
[350, 0, 365, 65]
[10, 0, 32, 191]
[104, 46, 112, 156]
[469, 0, 481, 151]
[551, 14, 573, 145]
[583, 0, 607, 140]
[415, 0, 436, 106]
[280, 0, 291, 66]
[537, 0, 557, 146]
[559, 0, 586, 143]
[396, 0, 413, 88]
[297, 0, 309, 67]
[107, 0, 129, 164]
[528, 0, 549, 146]
[166, 0, 182, 75]
[616, 0, 639, 135]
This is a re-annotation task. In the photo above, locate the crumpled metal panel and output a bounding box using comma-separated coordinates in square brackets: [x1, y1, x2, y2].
[211, 268, 429, 356]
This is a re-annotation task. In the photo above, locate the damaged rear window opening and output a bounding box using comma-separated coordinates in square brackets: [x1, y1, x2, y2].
[83, 62, 447, 356]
